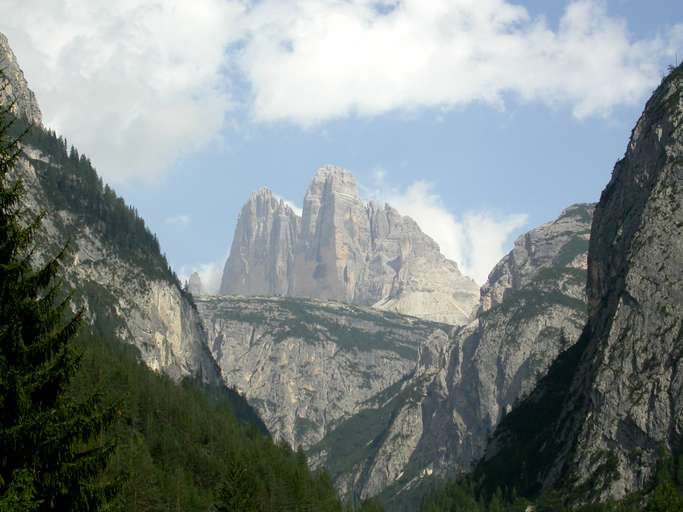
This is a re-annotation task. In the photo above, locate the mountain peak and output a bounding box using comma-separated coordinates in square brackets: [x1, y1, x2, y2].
[0, 32, 42, 126]
[221, 165, 480, 324]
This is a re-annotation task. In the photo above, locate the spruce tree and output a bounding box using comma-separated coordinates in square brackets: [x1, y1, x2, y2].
[0, 84, 115, 510]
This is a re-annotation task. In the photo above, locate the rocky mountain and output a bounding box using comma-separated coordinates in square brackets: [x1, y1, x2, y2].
[220, 187, 301, 296]
[187, 271, 204, 296]
[0, 33, 218, 383]
[479, 63, 683, 503]
[306, 203, 593, 503]
[0, 33, 42, 126]
[220, 165, 480, 325]
[195, 295, 450, 449]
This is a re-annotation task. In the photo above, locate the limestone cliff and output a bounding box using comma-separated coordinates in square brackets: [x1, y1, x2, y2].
[309, 203, 594, 502]
[220, 165, 480, 325]
[481, 64, 683, 503]
[195, 295, 450, 449]
[220, 188, 300, 296]
[0, 33, 41, 125]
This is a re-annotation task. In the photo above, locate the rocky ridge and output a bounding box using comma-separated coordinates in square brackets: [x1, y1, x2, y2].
[220, 165, 480, 326]
[0, 33, 42, 126]
[195, 295, 451, 449]
[308, 203, 594, 502]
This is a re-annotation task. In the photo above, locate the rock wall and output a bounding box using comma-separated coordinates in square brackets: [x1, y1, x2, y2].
[310, 204, 593, 501]
[0, 33, 42, 125]
[481, 64, 683, 504]
[220, 165, 480, 325]
[196, 295, 450, 449]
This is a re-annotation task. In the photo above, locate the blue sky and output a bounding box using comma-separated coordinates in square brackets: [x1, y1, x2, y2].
[2, 0, 682, 288]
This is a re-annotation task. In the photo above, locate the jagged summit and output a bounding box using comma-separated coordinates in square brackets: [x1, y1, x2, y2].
[0, 32, 42, 125]
[220, 165, 480, 324]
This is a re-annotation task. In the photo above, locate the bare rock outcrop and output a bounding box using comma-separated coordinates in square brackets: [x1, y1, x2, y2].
[220, 165, 479, 325]
[0, 33, 42, 125]
[481, 64, 683, 504]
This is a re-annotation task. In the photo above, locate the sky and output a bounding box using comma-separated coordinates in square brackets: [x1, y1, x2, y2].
[1, 0, 682, 290]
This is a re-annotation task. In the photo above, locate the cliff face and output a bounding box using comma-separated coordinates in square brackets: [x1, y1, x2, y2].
[481, 65, 683, 503]
[0, 33, 42, 126]
[220, 165, 480, 325]
[307, 204, 594, 502]
[1, 32, 218, 384]
[220, 188, 301, 296]
[195, 295, 450, 449]
[559, 65, 683, 498]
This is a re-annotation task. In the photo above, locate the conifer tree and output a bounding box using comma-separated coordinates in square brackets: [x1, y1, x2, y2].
[0, 82, 115, 510]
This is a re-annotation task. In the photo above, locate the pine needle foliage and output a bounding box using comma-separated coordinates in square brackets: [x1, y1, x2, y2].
[0, 79, 115, 510]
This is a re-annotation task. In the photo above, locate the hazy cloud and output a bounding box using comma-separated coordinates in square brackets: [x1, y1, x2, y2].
[164, 214, 191, 228]
[179, 258, 225, 295]
[380, 181, 528, 284]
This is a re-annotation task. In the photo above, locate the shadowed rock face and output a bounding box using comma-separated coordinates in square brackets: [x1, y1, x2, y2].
[305, 204, 594, 501]
[0, 33, 42, 126]
[220, 165, 480, 325]
[557, 65, 683, 498]
[481, 65, 683, 503]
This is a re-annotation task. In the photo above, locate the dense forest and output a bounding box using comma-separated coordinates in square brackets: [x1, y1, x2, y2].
[0, 105, 384, 510]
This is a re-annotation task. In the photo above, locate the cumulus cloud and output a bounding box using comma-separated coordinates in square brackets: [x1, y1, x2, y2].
[380, 181, 527, 284]
[239, 0, 681, 124]
[179, 259, 225, 295]
[2, 0, 681, 181]
[1, 0, 243, 182]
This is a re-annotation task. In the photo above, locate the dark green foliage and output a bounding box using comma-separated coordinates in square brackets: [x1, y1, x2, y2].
[419, 450, 683, 512]
[6, 116, 181, 287]
[0, 93, 114, 509]
[69, 334, 382, 512]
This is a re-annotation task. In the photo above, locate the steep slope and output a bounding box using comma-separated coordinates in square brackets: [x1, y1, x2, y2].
[308, 204, 593, 503]
[220, 165, 480, 325]
[0, 33, 42, 126]
[480, 64, 683, 503]
[0, 33, 219, 383]
[220, 187, 301, 296]
[195, 295, 451, 449]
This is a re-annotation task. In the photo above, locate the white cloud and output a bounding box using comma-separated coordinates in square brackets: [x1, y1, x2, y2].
[239, 0, 681, 124]
[2, 0, 682, 181]
[380, 180, 527, 284]
[1, 0, 243, 182]
[164, 214, 191, 227]
[179, 259, 225, 295]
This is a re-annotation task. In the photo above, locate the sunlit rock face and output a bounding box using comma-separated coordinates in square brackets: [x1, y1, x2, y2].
[195, 295, 450, 449]
[0, 33, 42, 126]
[221, 165, 480, 325]
[307, 203, 593, 502]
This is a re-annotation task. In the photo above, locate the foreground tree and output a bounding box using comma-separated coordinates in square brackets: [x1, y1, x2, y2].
[0, 88, 115, 510]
